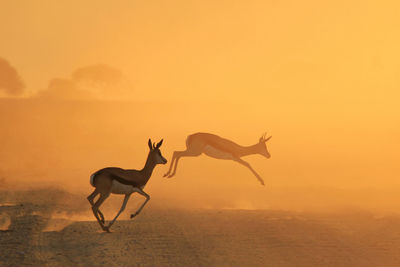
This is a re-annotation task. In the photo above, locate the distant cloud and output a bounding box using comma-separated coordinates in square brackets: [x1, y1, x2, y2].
[36, 64, 133, 100]
[0, 57, 25, 95]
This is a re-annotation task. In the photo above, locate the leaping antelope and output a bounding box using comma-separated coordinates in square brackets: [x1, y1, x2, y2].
[87, 139, 167, 232]
[163, 133, 272, 186]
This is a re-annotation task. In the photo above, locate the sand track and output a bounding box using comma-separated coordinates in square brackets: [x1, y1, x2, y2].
[1, 203, 400, 266]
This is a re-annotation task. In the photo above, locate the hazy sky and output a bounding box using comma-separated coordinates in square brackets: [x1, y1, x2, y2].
[1, 0, 399, 211]
[1, 0, 399, 104]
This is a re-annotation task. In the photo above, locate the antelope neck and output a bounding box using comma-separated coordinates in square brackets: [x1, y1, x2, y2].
[140, 153, 157, 180]
[237, 143, 259, 157]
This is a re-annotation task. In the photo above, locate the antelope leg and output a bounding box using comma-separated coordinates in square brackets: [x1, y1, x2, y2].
[233, 157, 265, 186]
[167, 150, 201, 178]
[92, 193, 110, 231]
[105, 194, 131, 231]
[164, 151, 181, 177]
[130, 189, 150, 219]
[87, 189, 105, 223]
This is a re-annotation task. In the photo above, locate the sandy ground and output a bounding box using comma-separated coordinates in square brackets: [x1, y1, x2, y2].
[1, 189, 400, 267]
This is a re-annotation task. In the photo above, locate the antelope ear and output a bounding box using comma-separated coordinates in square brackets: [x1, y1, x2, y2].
[148, 139, 153, 150]
[264, 136, 272, 142]
[156, 139, 164, 148]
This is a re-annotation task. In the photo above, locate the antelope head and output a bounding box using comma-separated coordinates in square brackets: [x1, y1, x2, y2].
[148, 139, 168, 164]
[258, 133, 272, 159]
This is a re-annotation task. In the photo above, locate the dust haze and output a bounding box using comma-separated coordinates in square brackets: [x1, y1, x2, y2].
[0, 93, 399, 214]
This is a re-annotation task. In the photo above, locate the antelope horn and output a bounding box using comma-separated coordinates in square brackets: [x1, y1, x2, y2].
[156, 139, 164, 148]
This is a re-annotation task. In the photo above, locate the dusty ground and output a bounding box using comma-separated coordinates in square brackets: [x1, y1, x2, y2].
[1, 188, 400, 267]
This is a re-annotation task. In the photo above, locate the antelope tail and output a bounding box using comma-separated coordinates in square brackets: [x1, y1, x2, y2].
[90, 173, 96, 187]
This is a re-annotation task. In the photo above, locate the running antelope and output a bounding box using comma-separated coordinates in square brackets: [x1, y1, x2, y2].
[88, 139, 167, 232]
[163, 133, 271, 186]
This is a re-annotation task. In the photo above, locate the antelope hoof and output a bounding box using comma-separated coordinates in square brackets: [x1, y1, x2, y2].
[130, 212, 138, 219]
[103, 226, 111, 233]
[163, 173, 169, 177]
[167, 174, 175, 178]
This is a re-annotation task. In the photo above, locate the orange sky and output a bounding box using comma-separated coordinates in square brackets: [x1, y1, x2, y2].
[1, 0, 399, 211]
[1, 0, 399, 102]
